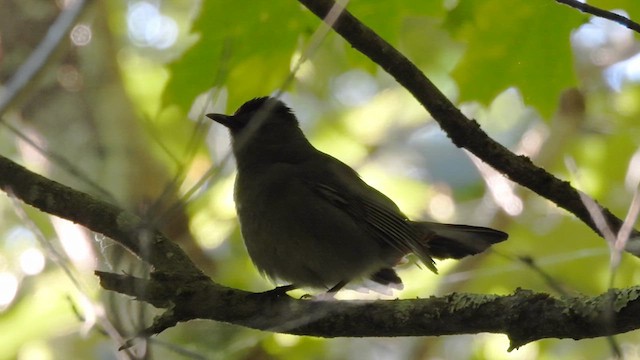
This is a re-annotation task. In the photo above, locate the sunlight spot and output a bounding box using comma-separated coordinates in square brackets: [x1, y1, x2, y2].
[70, 24, 92, 46]
[467, 152, 523, 216]
[291, 51, 316, 81]
[0, 272, 19, 310]
[273, 333, 300, 347]
[572, 9, 632, 50]
[57, 65, 83, 92]
[57, 0, 79, 8]
[490, 177, 523, 216]
[429, 191, 455, 222]
[52, 217, 96, 270]
[19, 248, 45, 276]
[17, 341, 53, 360]
[6, 226, 37, 248]
[605, 53, 640, 91]
[625, 149, 640, 192]
[519, 125, 547, 159]
[479, 333, 539, 359]
[331, 70, 378, 106]
[127, 1, 178, 49]
[77, 293, 98, 335]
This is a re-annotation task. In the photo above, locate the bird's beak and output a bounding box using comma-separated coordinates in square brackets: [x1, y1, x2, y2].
[206, 113, 240, 130]
[206, 113, 231, 127]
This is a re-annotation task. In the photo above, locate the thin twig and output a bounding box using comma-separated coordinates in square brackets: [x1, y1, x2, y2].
[616, 187, 640, 262]
[556, 0, 640, 34]
[0, 0, 90, 116]
[565, 156, 627, 358]
[1, 118, 115, 202]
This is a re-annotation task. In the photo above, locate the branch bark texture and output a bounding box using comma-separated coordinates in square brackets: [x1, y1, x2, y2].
[96, 270, 640, 350]
[2, 154, 640, 347]
[0, 154, 202, 277]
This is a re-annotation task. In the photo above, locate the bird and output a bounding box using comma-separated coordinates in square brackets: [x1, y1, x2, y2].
[207, 96, 507, 294]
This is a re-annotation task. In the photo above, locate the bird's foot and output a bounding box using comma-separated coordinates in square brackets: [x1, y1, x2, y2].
[259, 284, 297, 298]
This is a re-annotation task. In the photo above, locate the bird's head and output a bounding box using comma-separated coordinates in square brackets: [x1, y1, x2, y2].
[206, 97, 298, 135]
[207, 97, 312, 166]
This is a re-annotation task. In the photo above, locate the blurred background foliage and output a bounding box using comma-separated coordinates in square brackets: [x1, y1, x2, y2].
[1, 0, 640, 359]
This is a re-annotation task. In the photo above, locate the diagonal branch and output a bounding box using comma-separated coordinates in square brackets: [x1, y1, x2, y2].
[0, 154, 203, 277]
[556, 0, 640, 34]
[297, 0, 640, 251]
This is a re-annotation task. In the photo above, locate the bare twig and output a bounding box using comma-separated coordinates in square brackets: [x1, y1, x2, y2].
[1, 119, 115, 202]
[556, 0, 640, 34]
[0, 0, 90, 116]
[616, 187, 640, 263]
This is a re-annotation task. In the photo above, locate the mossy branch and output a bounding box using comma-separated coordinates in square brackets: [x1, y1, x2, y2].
[1, 154, 640, 347]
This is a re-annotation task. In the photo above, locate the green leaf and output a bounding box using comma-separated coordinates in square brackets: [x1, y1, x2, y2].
[165, 1, 449, 111]
[348, 1, 445, 40]
[164, 1, 316, 111]
[448, 1, 584, 117]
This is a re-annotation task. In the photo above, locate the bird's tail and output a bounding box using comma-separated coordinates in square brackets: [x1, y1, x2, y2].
[411, 221, 508, 260]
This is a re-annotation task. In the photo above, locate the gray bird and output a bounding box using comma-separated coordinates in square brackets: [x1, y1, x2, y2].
[207, 97, 507, 293]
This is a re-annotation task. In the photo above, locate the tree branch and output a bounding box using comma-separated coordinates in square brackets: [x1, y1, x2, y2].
[0, 154, 202, 277]
[556, 0, 640, 34]
[297, 0, 640, 251]
[2, 153, 640, 347]
[2, 0, 639, 348]
[95, 270, 640, 350]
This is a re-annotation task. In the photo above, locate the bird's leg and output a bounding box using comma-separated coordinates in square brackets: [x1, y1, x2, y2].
[259, 284, 297, 297]
[259, 282, 348, 300]
[298, 281, 349, 300]
[304, 281, 347, 301]
[327, 280, 347, 293]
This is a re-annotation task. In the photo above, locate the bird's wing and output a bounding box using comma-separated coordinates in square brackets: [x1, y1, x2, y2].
[307, 156, 437, 272]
